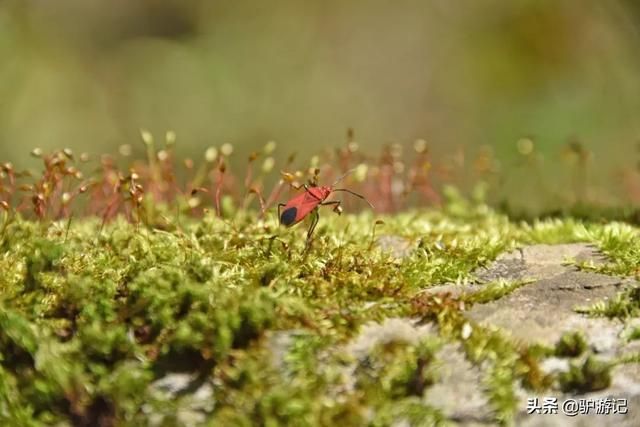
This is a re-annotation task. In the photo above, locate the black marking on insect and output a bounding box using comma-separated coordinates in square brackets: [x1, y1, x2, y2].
[280, 206, 298, 226]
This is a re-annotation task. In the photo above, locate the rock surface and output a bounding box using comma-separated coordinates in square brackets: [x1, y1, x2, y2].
[424, 343, 493, 423]
[380, 243, 640, 426]
[466, 270, 626, 347]
[469, 243, 640, 426]
[147, 373, 215, 427]
[474, 243, 608, 283]
[467, 244, 632, 349]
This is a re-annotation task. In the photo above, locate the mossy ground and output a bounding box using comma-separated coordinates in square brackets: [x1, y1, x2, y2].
[1, 196, 640, 426]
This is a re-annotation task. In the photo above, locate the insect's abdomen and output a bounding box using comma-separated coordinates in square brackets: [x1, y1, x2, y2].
[280, 206, 298, 226]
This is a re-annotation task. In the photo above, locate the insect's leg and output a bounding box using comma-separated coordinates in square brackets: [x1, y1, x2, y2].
[332, 189, 374, 208]
[277, 203, 286, 225]
[305, 209, 320, 249]
[321, 200, 342, 215]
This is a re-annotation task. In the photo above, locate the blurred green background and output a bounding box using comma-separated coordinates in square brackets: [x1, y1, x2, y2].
[2, 0, 640, 208]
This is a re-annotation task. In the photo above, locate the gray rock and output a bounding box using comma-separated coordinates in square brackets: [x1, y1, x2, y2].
[150, 373, 197, 397]
[540, 357, 571, 375]
[147, 373, 215, 427]
[467, 244, 640, 427]
[424, 343, 493, 423]
[333, 318, 438, 401]
[475, 243, 607, 283]
[466, 271, 626, 347]
[414, 282, 481, 299]
[340, 320, 495, 425]
[468, 244, 628, 349]
[266, 329, 302, 373]
[345, 317, 434, 360]
[499, 244, 607, 266]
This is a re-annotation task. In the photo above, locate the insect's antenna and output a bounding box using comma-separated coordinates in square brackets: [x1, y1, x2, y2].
[331, 168, 358, 187]
[333, 188, 374, 208]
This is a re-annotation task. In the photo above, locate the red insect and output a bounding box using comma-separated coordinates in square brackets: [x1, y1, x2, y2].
[278, 169, 373, 245]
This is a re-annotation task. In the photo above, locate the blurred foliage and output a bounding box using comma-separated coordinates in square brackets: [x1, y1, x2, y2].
[2, 0, 640, 212]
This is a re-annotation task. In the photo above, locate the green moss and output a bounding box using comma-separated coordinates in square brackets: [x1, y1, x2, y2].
[371, 398, 447, 426]
[624, 327, 640, 342]
[554, 331, 588, 358]
[353, 338, 441, 402]
[575, 286, 640, 319]
[558, 356, 612, 393]
[463, 279, 530, 305]
[1, 203, 639, 425]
